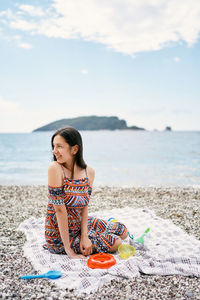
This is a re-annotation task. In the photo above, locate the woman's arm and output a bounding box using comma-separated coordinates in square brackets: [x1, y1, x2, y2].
[80, 205, 92, 256]
[80, 166, 95, 256]
[48, 162, 84, 259]
[87, 166, 95, 188]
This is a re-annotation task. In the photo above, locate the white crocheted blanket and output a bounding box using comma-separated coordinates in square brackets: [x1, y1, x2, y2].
[18, 207, 200, 295]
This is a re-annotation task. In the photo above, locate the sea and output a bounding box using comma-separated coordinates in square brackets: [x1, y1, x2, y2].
[0, 130, 200, 187]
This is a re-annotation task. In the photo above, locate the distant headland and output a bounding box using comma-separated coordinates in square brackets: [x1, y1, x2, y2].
[32, 116, 146, 132]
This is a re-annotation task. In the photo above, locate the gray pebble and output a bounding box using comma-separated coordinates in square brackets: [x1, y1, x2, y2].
[185, 290, 194, 297]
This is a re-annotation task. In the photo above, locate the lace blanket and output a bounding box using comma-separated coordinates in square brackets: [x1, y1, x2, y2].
[18, 207, 200, 294]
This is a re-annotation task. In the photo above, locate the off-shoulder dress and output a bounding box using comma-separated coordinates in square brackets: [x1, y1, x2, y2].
[43, 168, 127, 254]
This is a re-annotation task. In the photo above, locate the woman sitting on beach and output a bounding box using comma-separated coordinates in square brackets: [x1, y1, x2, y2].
[43, 127, 128, 259]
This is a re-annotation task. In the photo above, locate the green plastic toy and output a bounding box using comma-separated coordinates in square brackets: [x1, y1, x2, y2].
[135, 227, 151, 244]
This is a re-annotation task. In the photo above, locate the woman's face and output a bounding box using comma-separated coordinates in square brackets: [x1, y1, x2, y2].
[52, 135, 76, 166]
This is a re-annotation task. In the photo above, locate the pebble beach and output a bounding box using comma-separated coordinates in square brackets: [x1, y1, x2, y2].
[1, 185, 200, 300]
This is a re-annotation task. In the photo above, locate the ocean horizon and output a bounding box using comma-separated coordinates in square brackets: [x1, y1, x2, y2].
[0, 130, 200, 187]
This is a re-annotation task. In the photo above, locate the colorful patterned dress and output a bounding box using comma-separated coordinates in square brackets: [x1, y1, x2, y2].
[43, 171, 127, 254]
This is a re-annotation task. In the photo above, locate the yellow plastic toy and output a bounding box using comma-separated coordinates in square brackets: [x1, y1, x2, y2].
[108, 217, 118, 223]
[118, 244, 136, 259]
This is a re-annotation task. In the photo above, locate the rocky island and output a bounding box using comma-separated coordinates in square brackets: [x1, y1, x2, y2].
[33, 116, 145, 132]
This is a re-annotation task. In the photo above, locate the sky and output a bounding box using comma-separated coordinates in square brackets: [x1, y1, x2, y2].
[0, 0, 200, 133]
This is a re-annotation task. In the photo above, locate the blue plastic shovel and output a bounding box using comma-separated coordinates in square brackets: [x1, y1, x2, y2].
[20, 270, 62, 280]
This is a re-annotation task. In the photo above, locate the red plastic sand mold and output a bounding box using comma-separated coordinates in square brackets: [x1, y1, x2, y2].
[87, 253, 116, 269]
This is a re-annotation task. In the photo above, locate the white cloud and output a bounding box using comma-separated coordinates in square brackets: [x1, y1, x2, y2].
[1, 1, 200, 55]
[173, 56, 181, 62]
[0, 30, 33, 49]
[10, 19, 37, 31]
[19, 5, 45, 17]
[0, 8, 14, 19]
[81, 69, 88, 75]
[18, 42, 33, 49]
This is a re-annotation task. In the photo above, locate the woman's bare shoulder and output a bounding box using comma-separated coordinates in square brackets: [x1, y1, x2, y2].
[48, 161, 63, 186]
[48, 161, 61, 171]
[87, 165, 95, 187]
[87, 165, 95, 175]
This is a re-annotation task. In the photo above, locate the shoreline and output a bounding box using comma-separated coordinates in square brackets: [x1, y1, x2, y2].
[1, 185, 200, 299]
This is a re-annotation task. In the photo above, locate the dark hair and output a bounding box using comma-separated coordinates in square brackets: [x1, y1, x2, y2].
[51, 127, 87, 176]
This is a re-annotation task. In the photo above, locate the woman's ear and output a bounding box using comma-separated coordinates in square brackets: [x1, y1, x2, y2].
[72, 144, 79, 155]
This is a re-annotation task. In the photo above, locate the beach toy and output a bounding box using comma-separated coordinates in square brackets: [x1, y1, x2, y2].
[128, 232, 134, 240]
[128, 228, 151, 250]
[135, 227, 151, 244]
[118, 244, 136, 259]
[108, 217, 118, 223]
[87, 253, 116, 269]
[20, 270, 62, 280]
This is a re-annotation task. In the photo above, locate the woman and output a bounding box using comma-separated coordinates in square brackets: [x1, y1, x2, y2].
[43, 127, 128, 259]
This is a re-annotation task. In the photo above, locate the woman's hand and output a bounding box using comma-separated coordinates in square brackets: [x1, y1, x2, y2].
[80, 236, 93, 256]
[65, 247, 85, 259]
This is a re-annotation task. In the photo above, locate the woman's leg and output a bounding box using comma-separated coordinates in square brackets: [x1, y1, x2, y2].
[120, 229, 128, 240]
[109, 237, 122, 252]
[87, 217, 128, 253]
[109, 227, 128, 252]
[109, 223, 128, 252]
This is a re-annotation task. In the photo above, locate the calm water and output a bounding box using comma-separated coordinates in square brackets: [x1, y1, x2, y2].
[0, 131, 200, 187]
